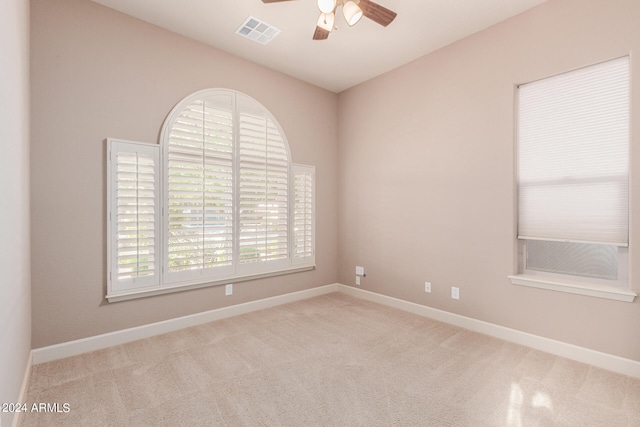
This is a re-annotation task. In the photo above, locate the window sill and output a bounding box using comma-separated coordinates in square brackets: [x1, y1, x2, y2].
[508, 274, 637, 302]
[107, 265, 315, 303]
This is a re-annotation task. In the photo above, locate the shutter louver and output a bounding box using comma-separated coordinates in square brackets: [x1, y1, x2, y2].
[167, 96, 234, 278]
[239, 111, 289, 266]
[292, 164, 315, 266]
[108, 139, 160, 294]
[117, 152, 156, 279]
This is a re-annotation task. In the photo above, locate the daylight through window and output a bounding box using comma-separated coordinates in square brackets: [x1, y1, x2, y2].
[107, 89, 315, 301]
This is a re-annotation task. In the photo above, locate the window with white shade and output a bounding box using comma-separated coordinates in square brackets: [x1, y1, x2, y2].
[511, 57, 634, 301]
[107, 89, 315, 301]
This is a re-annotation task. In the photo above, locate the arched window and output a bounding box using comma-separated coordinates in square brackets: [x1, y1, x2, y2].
[107, 89, 314, 301]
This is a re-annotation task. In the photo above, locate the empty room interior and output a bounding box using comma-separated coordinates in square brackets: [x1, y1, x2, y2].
[3, 0, 640, 425]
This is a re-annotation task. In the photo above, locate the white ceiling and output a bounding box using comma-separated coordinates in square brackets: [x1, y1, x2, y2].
[91, 0, 548, 93]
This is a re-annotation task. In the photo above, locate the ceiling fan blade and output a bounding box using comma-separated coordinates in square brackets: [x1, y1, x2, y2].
[313, 26, 330, 40]
[359, 0, 397, 27]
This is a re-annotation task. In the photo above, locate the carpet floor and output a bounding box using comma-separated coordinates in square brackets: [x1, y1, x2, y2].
[19, 292, 640, 426]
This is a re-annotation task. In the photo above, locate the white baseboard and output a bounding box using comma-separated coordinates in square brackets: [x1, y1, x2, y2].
[32, 284, 339, 364]
[338, 284, 640, 379]
[31, 282, 640, 380]
[12, 350, 33, 427]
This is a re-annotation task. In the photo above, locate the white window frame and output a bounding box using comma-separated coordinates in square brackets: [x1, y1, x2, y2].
[106, 89, 315, 302]
[509, 57, 636, 302]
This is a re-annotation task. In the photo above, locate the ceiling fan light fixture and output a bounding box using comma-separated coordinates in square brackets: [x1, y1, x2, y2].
[316, 12, 335, 32]
[342, 1, 363, 26]
[317, 0, 336, 14]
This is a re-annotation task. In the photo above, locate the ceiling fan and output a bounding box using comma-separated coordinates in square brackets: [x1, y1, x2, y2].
[262, 0, 397, 40]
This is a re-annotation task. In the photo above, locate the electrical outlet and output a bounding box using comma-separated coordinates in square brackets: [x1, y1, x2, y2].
[356, 266, 365, 276]
[225, 284, 233, 296]
[451, 287, 460, 300]
[356, 276, 361, 286]
[425, 282, 431, 293]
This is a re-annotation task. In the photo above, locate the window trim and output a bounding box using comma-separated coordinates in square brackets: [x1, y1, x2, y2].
[510, 57, 634, 302]
[107, 265, 314, 303]
[106, 89, 316, 302]
[508, 275, 636, 302]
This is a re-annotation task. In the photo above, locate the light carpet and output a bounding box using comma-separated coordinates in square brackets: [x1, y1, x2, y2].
[20, 292, 640, 426]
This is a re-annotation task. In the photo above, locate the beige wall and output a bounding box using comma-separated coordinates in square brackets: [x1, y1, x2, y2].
[30, 0, 338, 348]
[30, 0, 640, 364]
[0, 0, 31, 425]
[338, 0, 640, 361]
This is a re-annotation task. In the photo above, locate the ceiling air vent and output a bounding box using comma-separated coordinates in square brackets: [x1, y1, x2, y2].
[235, 16, 281, 45]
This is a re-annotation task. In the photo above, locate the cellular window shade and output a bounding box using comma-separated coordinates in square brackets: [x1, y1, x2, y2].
[108, 139, 160, 293]
[292, 164, 315, 265]
[166, 95, 234, 278]
[238, 110, 289, 266]
[517, 56, 629, 246]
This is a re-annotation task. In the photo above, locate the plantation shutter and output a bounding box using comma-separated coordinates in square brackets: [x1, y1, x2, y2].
[108, 89, 314, 301]
[238, 95, 289, 270]
[292, 164, 315, 266]
[517, 56, 629, 246]
[108, 139, 160, 293]
[165, 94, 234, 283]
